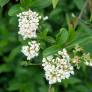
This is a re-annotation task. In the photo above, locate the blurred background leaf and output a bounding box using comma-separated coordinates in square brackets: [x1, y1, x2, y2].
[0, 0, 9, 7]
[51, 0, 59, 8]
[0, 0, 92, 92]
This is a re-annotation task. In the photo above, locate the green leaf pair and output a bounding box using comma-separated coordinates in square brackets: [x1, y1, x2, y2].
[43, 27, 75, 57]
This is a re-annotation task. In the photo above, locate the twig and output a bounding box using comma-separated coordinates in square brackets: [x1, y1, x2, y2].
[48, 85, 52, 92]
[74, 0, 89, 29]
[28, 63, 42, 66]
[20, 62, 42, 66]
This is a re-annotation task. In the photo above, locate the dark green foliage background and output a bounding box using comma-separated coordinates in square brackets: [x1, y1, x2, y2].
[0, 0, 92, 92]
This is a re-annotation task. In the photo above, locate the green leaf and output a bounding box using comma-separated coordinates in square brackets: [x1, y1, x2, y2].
[21, 0, 51, 9]
[90, 13, 92, 22]
[66, 27, 92, 51]
[74, 0, 84, 10]
[66, 14, 76, 42]
[8, 4, 24, 16]
[0, 0, 9, 7]
[8, 82, 20, 91]
[68, 24, 76, 42]
[74, 85, 89, 92]
[0, 64, 11, 73]
[62, 77, 81, 88]
[56, 28, 69, 45]
[79, 22, 92, 35]
[43, 44, 61, 57]
[67, 35, 92, 49]
[52, 0, 59, 8]
[46, 36, 56, 43]
[32, 0, 51, 9]
[20, 0, 34, 8]
[4, 46, 21, 62]
[37, 29, 49, 41]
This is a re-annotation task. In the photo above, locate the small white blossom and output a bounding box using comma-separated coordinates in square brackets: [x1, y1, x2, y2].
[72, 13, 76, 18]
[83, 53, 92, 66]
[58, 49, 70, 62]
[85, 61, 92, 66]
[72, 56, 80, 64]
[21, 41, 40, 60]
[42, 48, 74, 84]
[17, 9, 41, 40]
[43, 16, 48, 21]
[73, 44, 83, 53]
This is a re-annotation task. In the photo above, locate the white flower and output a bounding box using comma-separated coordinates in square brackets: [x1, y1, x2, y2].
[17, 9, 41, 40]
[73, 44, 83, 52]
[85, 61, 92, 66]
[72, 56, 80, 64]
[42, 48, 74, 84]
[58, 49, 70, 62]
[43, 16, 48, 21]
[83, 53, 92, 66]
[46, 55, 53, 61]
[21, 41, 40, 60]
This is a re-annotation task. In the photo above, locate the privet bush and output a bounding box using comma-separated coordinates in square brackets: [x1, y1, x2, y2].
[0, 0, 92, 92]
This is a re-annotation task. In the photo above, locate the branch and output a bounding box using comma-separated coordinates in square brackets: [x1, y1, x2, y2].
[28, 63, 42, 66]
[20, 61, 42, 66]
[74, 0, 89, 29]
[48, 85, 52, 92]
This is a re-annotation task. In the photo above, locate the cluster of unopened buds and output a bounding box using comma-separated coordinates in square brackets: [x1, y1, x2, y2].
[17, 10, 92, 85]
[71, 44, 92, 68]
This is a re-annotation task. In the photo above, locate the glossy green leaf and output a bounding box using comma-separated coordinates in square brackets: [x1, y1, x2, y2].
[66, 27, 92, 53]
[74, 0, 84, 10]
[62, 77, 81, 88]
[56, 28, 69, 45]
[0, 64, 11, 73]
[66, 14, 76, 42]
[0, 0, 9, 7]
[52, 0, 59, 8]
[43, 44, 61, 57]
[32, 0, 51, 9]
[68, 25, 76, 42]
[46, 36, 56, 43]
[21, 0, 51, 9]
[8, 4, 24, 16]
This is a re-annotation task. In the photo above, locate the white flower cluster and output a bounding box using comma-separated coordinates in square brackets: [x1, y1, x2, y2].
[42, 49, 74, 84]
[17, 9, 41, 40]
[17, 10, 41, 60]
[21, 41, 40, 60]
